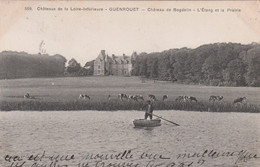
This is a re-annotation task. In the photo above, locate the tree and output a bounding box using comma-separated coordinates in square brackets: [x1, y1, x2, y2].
[114, 42, 260, 87]
[83, 60, 94, 76]
[151, 58, 158, 78]
[66, 58, 81, 73]
[202, 55, 223, 85]
[245, 47, 260, 86]
[223, 59, 246, 86]
[0, 51, 67, 79]
[139, 57, 148, 77]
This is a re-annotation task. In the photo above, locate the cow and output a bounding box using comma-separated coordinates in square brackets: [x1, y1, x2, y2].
[118, 93, 128, 101]
[133, 96, 139, 102]
[135, 95, 144, 101]
[128, 95, 134, 99]
[79, 94, 90, 100]
[175, 96, 188, 102]
[187, 96, 198, 103]
[128, 95, 137, 102]
[148, 94, 157, 101]
[175, 96, 183, 102]
[162, 95, 168, 101]
[209, 95, 223, 102]
[24, 93, 30, 99]
[107, 94, 111, 101]
[133, 95, 142, 102]
[79, 94, 84, 99]
[233, 97, 246, 104]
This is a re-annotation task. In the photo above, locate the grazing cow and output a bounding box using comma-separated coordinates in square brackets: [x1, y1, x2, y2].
[216, 96, 224, 101]
[107, 94, 111, 101]
[175, 96, 183, 102]
[79, 94, 84, 99]
[233, 97, 246, 104]
[129, 95, 144, 102]
[118, 93, 128, 101]
[128, 95, 137, 101]
[135, 95, 144, 101]
[128, 95, 134, 99]
[131, 95, 139, 102]
[148, 94, 157, 101]
[175, 96, 189, 102]
[24, 93, 30, 99]
[162, 95, 168, 101]
[187, 96, 198, 103]
[209, 95, 223, 102]
[79, 94, 90, 100]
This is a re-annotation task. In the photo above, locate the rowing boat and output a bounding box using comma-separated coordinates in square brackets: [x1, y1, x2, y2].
[133, 118, 161, 127]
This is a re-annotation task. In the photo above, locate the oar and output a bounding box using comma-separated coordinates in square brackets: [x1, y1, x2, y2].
[151, 113, 180, 126]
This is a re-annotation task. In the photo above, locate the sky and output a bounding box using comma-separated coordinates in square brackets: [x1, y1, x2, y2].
[0, 1, 260, 65]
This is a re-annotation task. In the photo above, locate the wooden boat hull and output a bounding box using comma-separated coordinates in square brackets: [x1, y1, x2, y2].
[133, 118, 161, 127]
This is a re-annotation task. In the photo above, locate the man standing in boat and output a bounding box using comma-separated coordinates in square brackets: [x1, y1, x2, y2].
[145, 100, 154, 120]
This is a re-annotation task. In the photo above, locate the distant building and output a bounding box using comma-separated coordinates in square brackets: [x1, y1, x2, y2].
[94, 50, 137, 76]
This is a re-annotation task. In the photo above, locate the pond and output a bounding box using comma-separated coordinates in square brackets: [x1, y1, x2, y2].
[0, 110, 259, 167]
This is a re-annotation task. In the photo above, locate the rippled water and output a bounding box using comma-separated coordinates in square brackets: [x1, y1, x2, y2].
[0, 111, 259, 167]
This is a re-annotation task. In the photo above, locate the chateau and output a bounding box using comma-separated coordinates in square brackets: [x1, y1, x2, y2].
[94, 50, 137, 76]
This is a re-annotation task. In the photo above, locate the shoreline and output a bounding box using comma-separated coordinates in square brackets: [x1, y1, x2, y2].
[1, 100, 259, 113]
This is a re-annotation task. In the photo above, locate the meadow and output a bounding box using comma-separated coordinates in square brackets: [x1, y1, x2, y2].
[0, 76, 259, 112]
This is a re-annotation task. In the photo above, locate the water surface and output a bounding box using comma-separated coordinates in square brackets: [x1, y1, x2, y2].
[0, 111, 259, 167]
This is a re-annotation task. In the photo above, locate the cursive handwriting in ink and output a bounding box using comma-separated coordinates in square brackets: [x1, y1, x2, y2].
[85, 150, 133, 161]
[235, 150, 260, 164]
[4, 155, 26, 167]
[140, 152, 170, 160]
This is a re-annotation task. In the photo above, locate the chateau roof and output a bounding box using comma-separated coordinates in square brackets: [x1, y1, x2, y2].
[111, 55, 131, 64]
[95, 50, 135, 64]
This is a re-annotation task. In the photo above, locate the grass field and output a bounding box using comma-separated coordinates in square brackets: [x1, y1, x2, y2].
[0, 76, 259, 112]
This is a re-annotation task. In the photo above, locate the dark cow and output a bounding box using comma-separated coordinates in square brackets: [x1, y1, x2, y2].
[209, 95, 223, 102]
[118, 93, 128, 101]
[162, 95, 168, 101]
[233, 97, 246, 104]
[148, 94, 157, 101]
[24, 93, 30, 99]
[187, 96, 198, 103]
[79, 94, 90, 100]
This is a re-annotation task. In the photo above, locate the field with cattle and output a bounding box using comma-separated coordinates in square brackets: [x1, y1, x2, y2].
[0, 76, 259, 112]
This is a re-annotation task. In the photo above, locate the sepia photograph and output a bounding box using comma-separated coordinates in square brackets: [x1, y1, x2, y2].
[0, 0, 260, 167]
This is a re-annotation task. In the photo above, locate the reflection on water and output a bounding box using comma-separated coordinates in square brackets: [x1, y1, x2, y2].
[0, 110, 259, 167]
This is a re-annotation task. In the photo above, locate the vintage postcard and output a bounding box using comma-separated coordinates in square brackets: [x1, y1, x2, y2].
[0, 1, 260, 167]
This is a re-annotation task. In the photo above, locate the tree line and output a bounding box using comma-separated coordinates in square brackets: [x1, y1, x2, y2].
[131, 43, 260, 87]
[0, 51, 67, 79]
[0, 51, 95, 79]
[1, 42, 259, 87]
